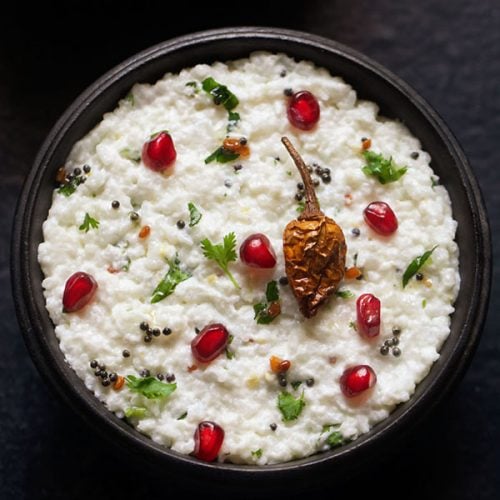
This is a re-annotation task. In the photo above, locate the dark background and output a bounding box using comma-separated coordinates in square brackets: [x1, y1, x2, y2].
[1, 1, 498, 498]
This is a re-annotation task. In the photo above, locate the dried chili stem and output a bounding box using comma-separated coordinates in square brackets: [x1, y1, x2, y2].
[281, 136, 320, 217]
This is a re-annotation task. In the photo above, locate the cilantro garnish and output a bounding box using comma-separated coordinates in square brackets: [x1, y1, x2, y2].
[120, 148, 141, 162]
[225, 334, 235, 359]
[187, 202, 202, 227]
[253, 280, 281, 324]
[335, 289, 354, 299]
[78, 212, 99, 233]
[177, 411, 188, 420]
[362, 150, 407, 184]
[291, 381, 302, 391]
[402, 246, 438, 288]
[202, 77, 239, 111]
[125, 376, 176, 400]
[124, 406, 147, 418]
[278, 391, 306, 422]
[251, 449, 263, 459]
[205, 146, 240, 164]
[151, 254, 191, 303]
[227, 110, 241, 132]
[200, 232, 240, 289]
[296, 200, 305, 213]
[57, 176, 85, 197]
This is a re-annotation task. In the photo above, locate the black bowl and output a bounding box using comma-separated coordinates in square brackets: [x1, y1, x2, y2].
[11, 27, 491, 486]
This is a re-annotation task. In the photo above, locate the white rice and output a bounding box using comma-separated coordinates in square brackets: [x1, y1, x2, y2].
[38, 52, 459, 464]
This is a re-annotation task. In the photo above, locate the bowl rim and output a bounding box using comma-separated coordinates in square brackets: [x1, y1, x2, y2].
[11, 26, 491, 481]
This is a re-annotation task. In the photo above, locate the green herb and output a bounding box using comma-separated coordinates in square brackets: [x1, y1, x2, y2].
[349, 321, 357, 331]
[151, 254, 191, 303]
[278, 391, 305, 422]
[124, 406, 147, 418]
[177, 411, 188, 420]
[286, 170, 292, 176]
[431, 176, 439, 188]
[79, 213, 100, 232]
[125, 375, 176, 400]
[200, 232, 240, 289]
[253, 280, 281, 324]
[121, 256, 131, 272]
[296, 200, 305, 213]
[205, 146, 240, 164]
[124, 92, 135, 105]
[402, 246, 438, 288]
[187, 202, 202, 227]
[251, 449, 263, 459]
[291, 381, 302, 391]
[202, 77, 239, 111]
[335, 289, 354, 299]
[185, 81, 200, 94]
[326, 431, 344, 448]
[227, 110, 240, 132]
[58, 176, 85, 197]
[353, 252, 359, 267]
[225, 334, 235, 359]
[362, 150, 407, 184]
[422, 298, 427, 309]
[120, 148, 141, 162]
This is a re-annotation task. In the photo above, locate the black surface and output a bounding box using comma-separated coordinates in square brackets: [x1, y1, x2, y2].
[1, 1, 499, 499]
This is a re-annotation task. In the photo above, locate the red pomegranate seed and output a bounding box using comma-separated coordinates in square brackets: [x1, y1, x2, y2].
[191, 323, 229, 363]
[286, 90, 320, 130]
[340, 365, 377, 398]
[142, 131, 176, 172]
[62, 272, 98, 313]
[356, 293, 381, 338]
[239, 233, 277, 269]
[193, 421, 225, 462]
[363, 201, 398, 235]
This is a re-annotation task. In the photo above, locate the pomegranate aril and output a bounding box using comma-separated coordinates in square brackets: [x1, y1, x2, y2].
[356, 293, 381, 338]
[62, 272, 98, 312]
[191, 323, 229, 363]
[363, 201, 398, 235]
[340, 365, 377, 398]
[193, 421, 225, 462]
[239, 233, 277, 269]
[142, 131, 176, 172]
[286, 90, 320, 130]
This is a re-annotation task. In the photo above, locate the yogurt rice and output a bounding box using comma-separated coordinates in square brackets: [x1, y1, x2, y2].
[38, 52, 459, 464]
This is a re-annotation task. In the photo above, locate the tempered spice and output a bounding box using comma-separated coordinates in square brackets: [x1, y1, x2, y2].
[281, 137, 347, 318]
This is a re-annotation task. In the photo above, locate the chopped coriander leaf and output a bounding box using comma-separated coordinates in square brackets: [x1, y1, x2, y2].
[121, 256, 131, 272]
[201, 232, 240, 289]
[278, 391, 306, 422]
[291, 381, 302, 391]
[125, 375, 176, 400]
[362, 150, 407, 184]
[205, 146, 240, 164]
[251, 449, 263, 459]
[322, 423, 340, 434]
[431, 176, 439, 188]
[296, 200, 305, 213]
[124, 92, 135, 105]
[422, 299, 427, 308]
[402, 246, 438, 288]
[225, 334, 235, 359]
[120, 148, 141, 162]
[202, 77, 239, 111]
[349, 321, 357, 331]
[177, 411, 188, 420]
[335, 289, 354, 299]
[124, 406, 147, 418]
[187, 202, 202, 227]
[227, 110, 240, 132]
[326, 431, 344, 448]
[253, 280, 281, 324]
[151, 254, 191, 303]
[185, 81, 200, 94]
[58, 176, 85, 196]
[79, 213, 100, 232]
